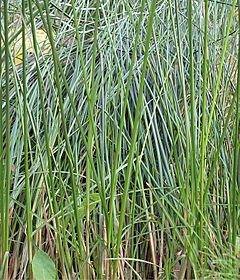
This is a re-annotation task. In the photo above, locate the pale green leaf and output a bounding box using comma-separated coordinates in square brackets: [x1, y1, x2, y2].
[32, 250, 56, 280]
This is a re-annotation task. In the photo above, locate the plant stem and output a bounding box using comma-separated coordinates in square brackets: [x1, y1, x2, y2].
[232, 0, 240, 256]
[113, 0, 157, 277]
[22, 0, 33, 274]
[199, 0, 209, 266]
[0, 0, 4, 265]
[4, 0, 10, 277]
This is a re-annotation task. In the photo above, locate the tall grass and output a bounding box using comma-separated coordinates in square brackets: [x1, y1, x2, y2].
[0, 0, 4, 267]
[0, 0, 240, 279]
[2, 0, 10, 277]
[22, 0, 33, 276]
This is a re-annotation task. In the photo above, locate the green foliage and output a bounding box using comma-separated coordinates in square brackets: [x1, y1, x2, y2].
[32, 250, 56, 280]
[0, 0, 240, 279]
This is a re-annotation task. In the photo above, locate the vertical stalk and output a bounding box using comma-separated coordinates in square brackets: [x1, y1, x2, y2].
[69, 1, 111, 240]
[113, 0, 156, 277]
[34, 3, 109, 257]
[28, 0, 71, 275]
[41, 1, 86, 276]
[107, 0, 147, 255]
[171, 0, 191, 264]
[204, 0, 238, 204]
[85, 0, 100, 277]
[22, 0, 33, 272]
[188, 0, 198, 239]
[204, 0, 237, 147]
[0, 0, 4, 264]
[36, 0, 109, 225]
[199, 0, 209, 265]
[4, 1, 10, 277]
[232, 0, 240, 255]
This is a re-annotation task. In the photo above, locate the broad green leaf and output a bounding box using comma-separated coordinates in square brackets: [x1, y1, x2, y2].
[32, 250, 56, 280]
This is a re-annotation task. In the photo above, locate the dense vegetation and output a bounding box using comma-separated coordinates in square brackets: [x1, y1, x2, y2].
[0, 0, 240, 279]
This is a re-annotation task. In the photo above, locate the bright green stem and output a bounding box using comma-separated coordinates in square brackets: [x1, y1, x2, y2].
[204, 0, 237, 147]
[28, 1, 69, 273]
[107, 0, 147, 253]
[199, 0, 209, 262]
[113, 0, 157, 277]
[4, 2, 10, 277]
[203, 0, 237, 219]
[22, 0, 33, 271]
[188, 0, 198, 239]
[36, 0, 109, 229]
[41, 1, 86, 275]
[85, 0, 101, 276]
[0, 0, 4, 263]
[231, 0, 240, 255]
